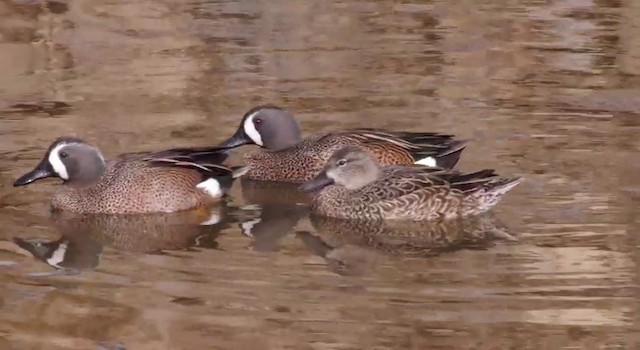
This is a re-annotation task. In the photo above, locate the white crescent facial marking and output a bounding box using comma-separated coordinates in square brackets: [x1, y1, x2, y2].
[243, 112, 264, 146]
[196, 178, 222, 198]
[46, 242, 68, 268]
[48, 143, 70, 180]
[414, 156, 437, 167]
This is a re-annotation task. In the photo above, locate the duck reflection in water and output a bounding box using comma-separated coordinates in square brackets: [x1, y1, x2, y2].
[233, 177, 311, 252]
[13, 234, 102, 276]
[298, 213, 517, 276]
[14, 204, 231, 274]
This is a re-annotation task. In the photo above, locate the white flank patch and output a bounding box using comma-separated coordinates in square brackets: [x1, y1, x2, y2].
[46, 243, 68, 268]
[48, 143, 70, 179]
[196, 178, 222, 198]
[243, 112, 264, 146]
[199, 212, 222, 226]
[240, 218, 262, 238]
[414, 156, 437, 167]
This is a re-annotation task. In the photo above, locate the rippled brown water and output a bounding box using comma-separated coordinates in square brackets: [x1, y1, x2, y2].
[1, 0, 639, 349]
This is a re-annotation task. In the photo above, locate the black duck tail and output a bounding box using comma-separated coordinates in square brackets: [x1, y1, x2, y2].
[431, 140, 468, 169]
[397, 133, 468, 169]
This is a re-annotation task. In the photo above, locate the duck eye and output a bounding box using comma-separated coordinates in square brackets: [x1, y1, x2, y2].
[254, 118, 262, 124]
[59, 151, 68, 158]
[336, 159, 347, 166]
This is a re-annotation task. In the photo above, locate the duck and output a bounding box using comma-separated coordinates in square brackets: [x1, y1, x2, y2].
[13, 136, 242, 214]
[217, 105, 467, 183]
[298, 146, 523, 221]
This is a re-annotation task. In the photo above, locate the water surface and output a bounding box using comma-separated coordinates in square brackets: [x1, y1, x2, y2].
[1, 0, 639, 349]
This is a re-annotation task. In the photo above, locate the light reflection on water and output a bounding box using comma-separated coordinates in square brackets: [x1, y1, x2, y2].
[1, 0, 639, 349]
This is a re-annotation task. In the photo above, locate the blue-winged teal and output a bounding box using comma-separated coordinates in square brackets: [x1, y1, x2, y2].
[299, 146, 523, 221]
[217, 105, 467, 183]
[13, 137, 241, 214]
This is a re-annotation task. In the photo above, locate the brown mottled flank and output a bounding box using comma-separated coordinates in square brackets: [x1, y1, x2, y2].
[52, 160, 221, 214]
[245, 130, 465, 183]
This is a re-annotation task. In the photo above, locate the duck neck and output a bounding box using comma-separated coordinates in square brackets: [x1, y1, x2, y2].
[66, 154, 107, 187]
[263, 119, 301, 151]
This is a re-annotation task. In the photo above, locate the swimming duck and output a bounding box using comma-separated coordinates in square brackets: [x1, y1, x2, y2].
[13, 136, 241, 214]
[299, 146, 522, 221]
[217, 105, 467, 183]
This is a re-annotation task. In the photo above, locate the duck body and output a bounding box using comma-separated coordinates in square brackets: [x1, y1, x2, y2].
[218, 105, 467, 183]
[14, 137, 237, 214]
[300, 146, 523, 221]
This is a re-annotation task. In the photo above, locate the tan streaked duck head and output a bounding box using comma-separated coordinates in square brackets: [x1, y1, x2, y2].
[218, 105, 302, 151]
[14, 137, 106, 187]
[299, 146, 382, 192]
